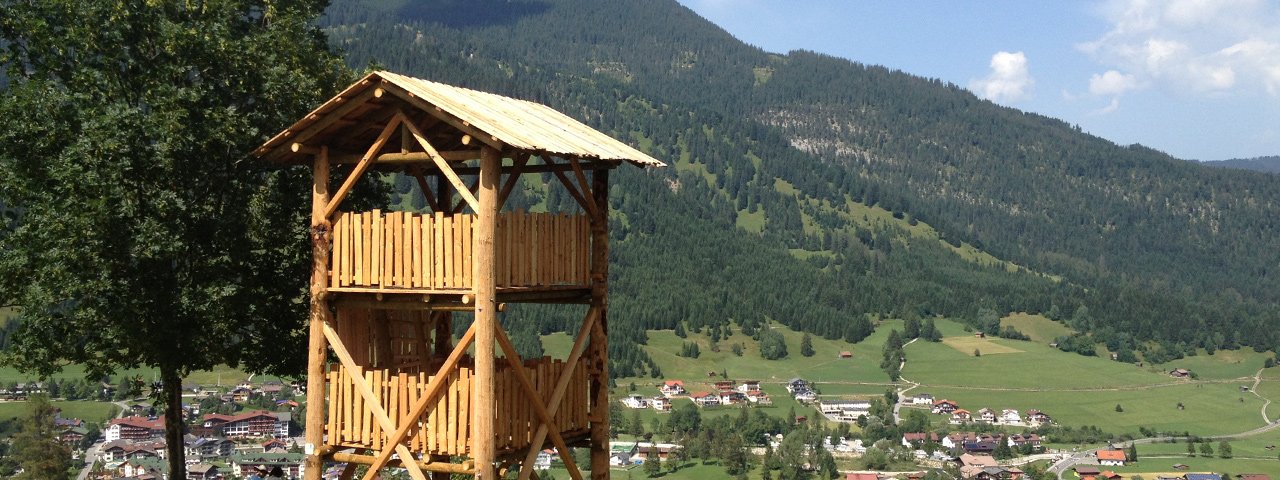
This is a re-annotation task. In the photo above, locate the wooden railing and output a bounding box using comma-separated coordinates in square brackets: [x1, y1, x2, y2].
[329, 210, 591, 291]
[324, 357, 591, 456]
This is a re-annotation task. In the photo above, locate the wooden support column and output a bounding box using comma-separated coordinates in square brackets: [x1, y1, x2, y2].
[473, 145, 502, 479]
[588, 168, 610, 478]
[305, 146, 332, 480]
[434, 312, 453, 356]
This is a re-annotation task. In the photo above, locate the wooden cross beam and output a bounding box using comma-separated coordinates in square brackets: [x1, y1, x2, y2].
[517, 306, 600, 480]
[400, 111, 482, 213]
[409, 167, 442, 212]
[324, 115, 404, 219]
[494, 325, 584, 480]
[319, 323, 429, 480]
[567, 157, 600, 218]
[496, 153, 532, 208]
[361, 321, 479, 479]
[548, 158, 599, 220]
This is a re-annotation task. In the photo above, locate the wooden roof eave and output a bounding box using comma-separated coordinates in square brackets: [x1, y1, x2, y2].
[253, 73, 386, 164]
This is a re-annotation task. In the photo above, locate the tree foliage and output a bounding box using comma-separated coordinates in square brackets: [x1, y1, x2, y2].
[0, 1, 354, 476]
[10, 394, 71, 480]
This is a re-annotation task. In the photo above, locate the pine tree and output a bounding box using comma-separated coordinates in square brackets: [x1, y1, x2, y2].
[801, 333, 815, 357]
[11, 394, 71, 480]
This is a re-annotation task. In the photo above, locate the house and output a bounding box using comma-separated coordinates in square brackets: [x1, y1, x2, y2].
[966, 466, 1023, 480]
[691, 392, 720, 407]
[838, 351, 853, 358]
[651, 396, 672, 412]
[660, 380, 686, 396]
[977, 408, 996, 423]
[737, 380, 761, 393]
[621, 394, 649, 409]
[786, 378, 809, 394]
[932, 399, 959, 414]
[1025, 409, 1053, 426]
[951, 409, 973, 424]
[1237, 475, 1272, 480]
[848, 474, 880, 480]
[1170, 368, 1192, 378]
[719, 390, 746, 405]
[713, 380, 736, 391]
[59, 426, 88, 445]
[1185, 475, 1222, 480]
[635, 442, 682, 463]
[534, 449, 556, 470]
[902, 432, 940, 448]
[188, 463, 220, 480]
[794, 389, 818, 403]
[1097, 448, 1126, 466]
[1007, 434, 1042, 450]
[960, 453, 998, 467]
[100, 440, 167, 462]
[202, 410, 290, 438]
[746, 391, 773, 405]
[975, 331, 986, 338]
[609, 442, 639, 466]
[1172, 464, 1190, 471]
[229, 452, 306, 479]
[1098, 472, 1122, 480]
[261, 438, 290, 453]
[999, 409, 1022, 425]
[911, 393, 934, 405]
[1074, 466, 1102, 478]
[105, 416, 166, 442]
[186, 436, 236, 458]
[117, 457, 166, 479]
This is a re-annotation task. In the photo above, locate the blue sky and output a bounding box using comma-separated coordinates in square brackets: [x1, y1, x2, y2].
[676, 0, 1280, 161]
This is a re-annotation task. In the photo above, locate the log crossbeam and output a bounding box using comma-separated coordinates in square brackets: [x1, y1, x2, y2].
[517, 306, 599, 480]
[360, 321, 479, 479]
[494, 325, 584, 480]
[400, 111, 481, 212]
[548, 157, 598, 220]
[324, 115, 403, 219]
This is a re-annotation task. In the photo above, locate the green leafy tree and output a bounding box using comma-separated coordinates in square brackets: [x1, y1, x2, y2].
[10, 394, 71, 480]
[1127, 443, 1138, 462]
[1219, 441, 1232, 458]
[1200, 442, 1213, 456]
[0, 2, 352, 477]
[759, 328, 789, 360]
[643, 445, 662, 476]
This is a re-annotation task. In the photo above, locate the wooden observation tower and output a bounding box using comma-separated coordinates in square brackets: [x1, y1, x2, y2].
[252, 71, 663, 480]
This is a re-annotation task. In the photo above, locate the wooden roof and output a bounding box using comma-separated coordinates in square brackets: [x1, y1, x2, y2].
[253, 71, 664, 168]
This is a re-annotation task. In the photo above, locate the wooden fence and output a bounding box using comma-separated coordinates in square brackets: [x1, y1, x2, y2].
[325, 357, 591, 456]
[329, 210, 591, 291]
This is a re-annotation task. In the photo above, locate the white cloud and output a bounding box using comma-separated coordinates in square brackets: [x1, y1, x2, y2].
[1081, 0, 1280, 97]
[970, 51, 1034, 103]
[1089, 70, 1140, 96]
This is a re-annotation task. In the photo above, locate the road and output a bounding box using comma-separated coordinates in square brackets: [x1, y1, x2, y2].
[76, 400, 130, 480]
[893, 338, 921, 424]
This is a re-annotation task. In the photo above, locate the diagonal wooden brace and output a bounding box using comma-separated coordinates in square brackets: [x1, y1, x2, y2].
[494, 325, 584, 480]
[362, 321, 478, 479]
[550, 164, 599, 220]
[517, 306, 599, 480]
[399, 111, 480, 212]
[567, 157, 599, 218]
[320, 323, 428, 480]
[324, 115, 404, 219]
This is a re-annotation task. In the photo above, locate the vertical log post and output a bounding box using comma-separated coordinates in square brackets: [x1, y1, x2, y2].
[305, 146, 332, 480]
[473, 145, 501, 478]
[588, 168, 610, 478]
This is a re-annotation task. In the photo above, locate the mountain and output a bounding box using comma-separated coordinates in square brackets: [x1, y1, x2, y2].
[1202, 156, 1280, 174]
[318, 0, 1280, 375]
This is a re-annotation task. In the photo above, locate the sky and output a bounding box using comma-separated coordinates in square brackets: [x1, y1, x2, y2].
[675, 0, 1280, 161]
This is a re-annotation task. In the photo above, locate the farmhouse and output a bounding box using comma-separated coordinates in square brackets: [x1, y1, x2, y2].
[839, 351, 853, 358]
[1074, 466, 1102, 478]
[786, 378, 810, 393]
[951, 409, 973, 424]
[1007, 434, 1042, 450]
[737, 380, 762, 393]
[911, 393, 934, 405]
[719, 390, 746, 405]
[1184, 475, 1222, 480]
[977, 408, 996, 423]
[999, 409, 1022, 425]
[1097, 448, 1126, 466]
[746, 391, 773, 405]
[661, 380, 686, 396]
[902, 432, 940, 448]
[848, 474, 880, 480]
[691, 392, 720, 407]
[933, 399, 959, 414]
[1025, 409, 1053, 426]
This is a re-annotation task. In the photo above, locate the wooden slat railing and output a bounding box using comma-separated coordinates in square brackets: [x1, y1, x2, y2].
[324, 357, 591, 456]
[329, 211, 591, 291]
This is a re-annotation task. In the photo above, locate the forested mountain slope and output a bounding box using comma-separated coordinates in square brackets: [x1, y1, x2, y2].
[1203, 156, 1280, 174]
[319, 0, 1280, 375]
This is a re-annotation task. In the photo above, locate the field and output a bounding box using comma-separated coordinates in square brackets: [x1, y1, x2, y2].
[0, 363, 293, 387]
[1001, 312, 1074, 343]
[0, 400, 120, 424]
[941, 336, 1025, 355]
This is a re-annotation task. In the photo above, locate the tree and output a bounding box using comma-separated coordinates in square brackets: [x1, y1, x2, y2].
[1115, 404, 1123, 412]
[759, 328, 789, 360]
[1187, 439, 1197, 457]
[643, 445, 662, 476]
[1219, 441, 1232, 458]
[974, 348, 982, 357]
[800, 333, 815, 357]
[0, 3, 352, 477]
[1127, 443, 1138, 462]
[1200, 442, 1213, 457]
[10, 394, 72, 480]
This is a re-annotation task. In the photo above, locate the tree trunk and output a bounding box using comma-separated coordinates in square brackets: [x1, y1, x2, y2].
[162, 366, 186, 479]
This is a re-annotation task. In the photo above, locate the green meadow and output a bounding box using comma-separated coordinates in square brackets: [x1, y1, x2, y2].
[0, 400, 120, 424]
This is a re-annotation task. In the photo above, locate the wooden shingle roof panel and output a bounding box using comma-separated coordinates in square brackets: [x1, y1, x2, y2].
[254, 71, 663, 168]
